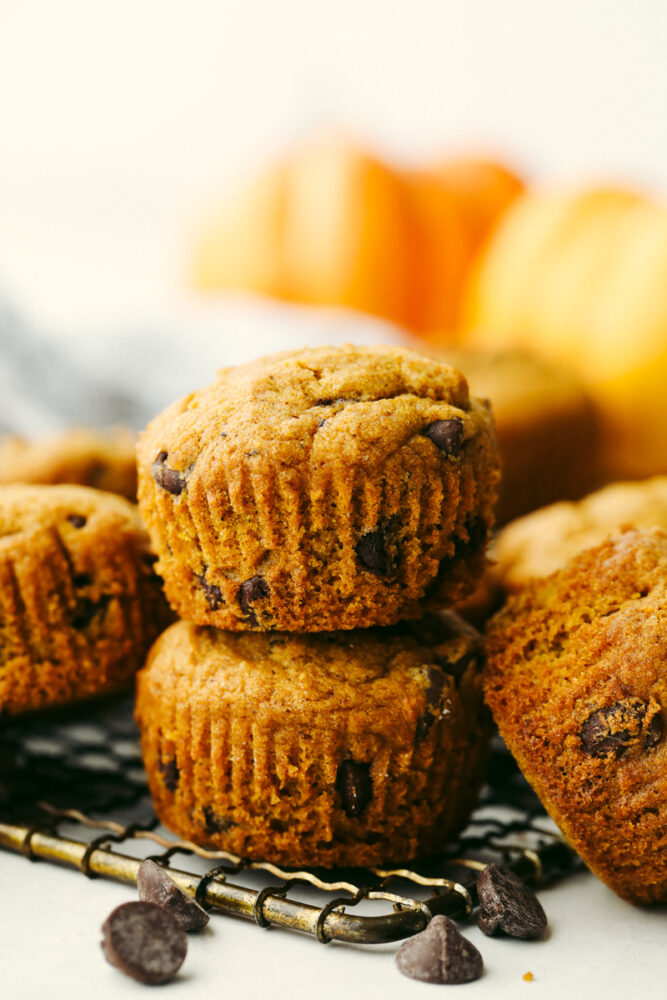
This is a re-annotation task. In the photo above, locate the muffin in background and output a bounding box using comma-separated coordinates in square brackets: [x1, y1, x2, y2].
[495, 475, 667, 592]
[0, 484, 172, 715]
[430, 348, 599, 525]
[137, 345, 499, 632]
[485, 529, 667, 904]
[0, 427, 137, 501]
[136, 611, 490, 868]
[463, 186, 667, 482]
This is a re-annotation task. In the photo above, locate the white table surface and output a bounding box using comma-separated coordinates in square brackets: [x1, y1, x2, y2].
[2, 845, 666, 1000]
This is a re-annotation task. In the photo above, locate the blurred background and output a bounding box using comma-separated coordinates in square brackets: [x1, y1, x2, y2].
[0, 0, 665, 515]
[2, 0, 665, 330]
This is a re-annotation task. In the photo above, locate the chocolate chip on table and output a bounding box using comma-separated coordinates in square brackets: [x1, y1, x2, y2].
[236, 575, 269, 625]
[137, 860, 209, 932]
[158, 757, 179, 792]
[477, 864, 547, 940]
[66, 514, 87, 528]
[101, 901, 187, 984]
[396, 914, 483, 985]
[151, 451, 190, 496]
[336, 760, 373, 818]
[356, 529, 394, 576]
[423, 418, 464, 456]
[415, 666, 447, 742]
[580, 698, 663, 759]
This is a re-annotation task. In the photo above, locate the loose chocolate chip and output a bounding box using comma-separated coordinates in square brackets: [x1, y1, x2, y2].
[415, 666, 447, 742]
[137, 860, 209, 932]
[151, 451, 190, 496]
[396, 914, 483, 985]
[336, 760, 373, 818]
[477, 864, 547, 940]
[236, 575, 269, 626]
[580, 698, 661, 759]
[356, 530, 394, 577]
[196, 569, 223, 611]
[71, 594, 111, 630]
[101, 901, 187, 984]
[158, 757, 179, 792]
[66, 514, 87, 528]
[73, 573, 93, 589]
[423, 418, 464, 456]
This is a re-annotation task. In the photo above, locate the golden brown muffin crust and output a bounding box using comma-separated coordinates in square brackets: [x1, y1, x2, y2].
[485, 529, 667, 904]
[137, 344, 499, 632]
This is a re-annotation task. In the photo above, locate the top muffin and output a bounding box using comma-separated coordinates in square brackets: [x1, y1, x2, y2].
[137, 345, 499, 631]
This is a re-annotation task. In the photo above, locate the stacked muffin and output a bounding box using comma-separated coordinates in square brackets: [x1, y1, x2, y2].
[135, 345, 500, 867]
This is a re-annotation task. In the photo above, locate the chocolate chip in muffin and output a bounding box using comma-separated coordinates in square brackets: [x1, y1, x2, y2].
[101, 901, 187, 984]
[66, 514, 87, 528]
[580, 698, 662, 759]
[645, 712, 664, 749]
[336, 760, 373, 818]
[71, 594, 111, 630]
[415, 667, 447, 742]
[423, 418, 464, 456]
[396, 914, 483, 985]
[137, 860, 209, 932]
[356, 529, 394, 577]
[236, 575, 269, 625]
[158, 757, 179, 792]
[196, 568, 223, 611]
[438, 650, 480, 687]
[151, 451, 190, 496]
[203, 806, 235, 834]
[477, 864, 547, 940]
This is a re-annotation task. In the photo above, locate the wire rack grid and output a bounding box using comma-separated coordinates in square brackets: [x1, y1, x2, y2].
[0, 694, 580, 945]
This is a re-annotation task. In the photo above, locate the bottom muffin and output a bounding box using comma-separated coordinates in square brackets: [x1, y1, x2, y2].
[136, 612, 490, 868]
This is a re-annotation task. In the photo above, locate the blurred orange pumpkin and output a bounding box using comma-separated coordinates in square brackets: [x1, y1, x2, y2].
[463, 186, 667, 480]
[192, 136, 523, 338]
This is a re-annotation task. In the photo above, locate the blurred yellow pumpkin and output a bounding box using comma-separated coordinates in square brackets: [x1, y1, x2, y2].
[464, 187, 667, 480]
[192, 136, 522, 338]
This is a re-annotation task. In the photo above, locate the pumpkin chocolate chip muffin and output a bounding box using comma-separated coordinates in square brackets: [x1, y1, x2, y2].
[495, 475, 667, 593]
[137, 344, 499, 632]
[136, 611, 491, 867]
[0, 427, 138, 500]
[485, 529, 667, 904]
[0, 484, 172, 715]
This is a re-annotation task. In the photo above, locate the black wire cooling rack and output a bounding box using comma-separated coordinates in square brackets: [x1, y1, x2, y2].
[0, 695, 580, 945]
